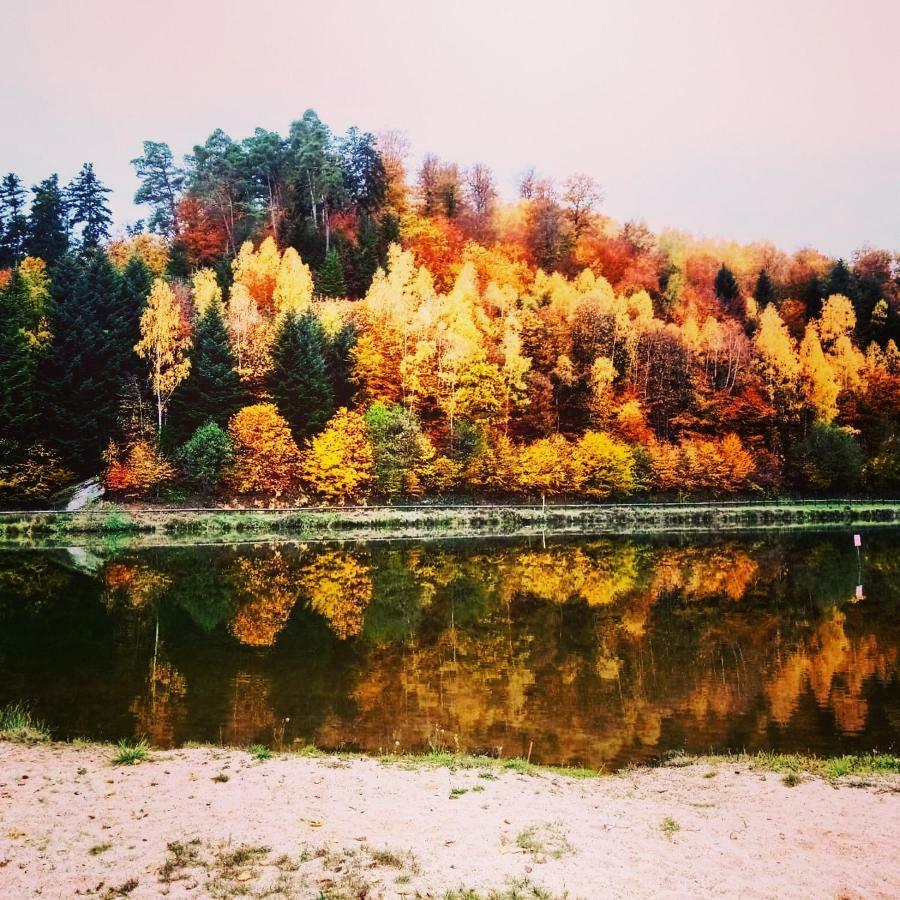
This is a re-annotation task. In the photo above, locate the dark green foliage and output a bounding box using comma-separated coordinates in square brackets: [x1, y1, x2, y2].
[798, 423, 864, 492]
[119, 256, 153, 379]
[365, 402, 429, 495]
[39, 250, 133, 472]
[170, 303, 245, 439]
[66, 163, 112, 248]
[714, 264, 742, 317]
[177, 421, 233, 489]
[754, 270, 777, 308]
[339, 128, 386, 213]
[316, 247, 346, 297]
[325, 321, 357, 408]
[0, 271, 38, 461]
[131, 141, 185, 238]
[0, 173, 29, 267]
[826, 259, 855, 301]
[269, 311, 334, 440]
[26, 175, 69, 265]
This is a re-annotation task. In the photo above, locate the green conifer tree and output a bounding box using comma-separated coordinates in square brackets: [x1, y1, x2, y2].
[27, 175, 69, 265]
[316, 247, 346, 297]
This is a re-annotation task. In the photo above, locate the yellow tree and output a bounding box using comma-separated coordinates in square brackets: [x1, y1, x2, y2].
[799, 323, 839, 422]
[303, 409, 375, 502]
[571, 431, 635, 498]
[273, 246, 314, 318]
[227, 403, 302, 498]
[191, 267, 222, 317]
[135, 278, 191, 434]
[753, 303, 799, 411]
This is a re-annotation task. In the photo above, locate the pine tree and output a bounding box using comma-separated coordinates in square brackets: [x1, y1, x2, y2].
[754, 270, 777, 308]
[120, 255, 153, 378]
[67, 163, 113, 248]
[170, 302, 246, 439]
[40, 251, 129, 471]
[27, 175, 69, 265]
[131, 141, 185, 237]
[269, 310, 334, 440]
[714, 264, 743, 318]
[325, 322, 357, 408]
[0, 173, 29, 268]
[316, 247, 346, 297]
[0, 270, 38, 462]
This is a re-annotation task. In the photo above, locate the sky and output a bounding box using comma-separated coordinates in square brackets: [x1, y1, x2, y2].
[3, 0, 899, 258]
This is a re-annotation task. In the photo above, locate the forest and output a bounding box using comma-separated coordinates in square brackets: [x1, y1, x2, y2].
[1, 109, 899, 505]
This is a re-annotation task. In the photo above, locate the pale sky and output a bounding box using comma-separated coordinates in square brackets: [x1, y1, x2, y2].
[3, 0, 898, 258]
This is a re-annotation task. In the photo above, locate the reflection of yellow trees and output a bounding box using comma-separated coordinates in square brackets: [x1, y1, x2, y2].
[130, 658, 187, 747]
[649, 547, 759, 602]
[228, 552, 299, 646]
[223, 672, 277, 747]
[496, 544, 639, 607]
[764, 609, 898, 733]
[300, 551, 373, 639]
[104, 562, 172, 607]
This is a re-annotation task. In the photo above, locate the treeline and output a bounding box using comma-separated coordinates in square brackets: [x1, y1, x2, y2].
[1, 108, 899, 504]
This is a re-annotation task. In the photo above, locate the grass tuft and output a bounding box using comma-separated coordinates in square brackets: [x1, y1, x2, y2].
[660, 817, 681, 840]
[0, 703, 50, 743]
[248, 744, 273, 761]
[112, 738, 150, 766]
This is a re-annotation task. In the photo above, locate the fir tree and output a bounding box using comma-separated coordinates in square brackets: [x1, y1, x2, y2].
[67, 163, 113, 248]
[325, 322, 357, 408]
[27, 175, 69, 265]
[0, 173, 29, 268]
[0, 270, 38, 462]
[269, 310, 334, 440]
[316, 247, 346, 297]
[40, 251, 130, 471]
[120, 255, 153, 378]
[754, 270, 777, 308]
[170, 303, 246, 439]
[714, 264, 742, 317]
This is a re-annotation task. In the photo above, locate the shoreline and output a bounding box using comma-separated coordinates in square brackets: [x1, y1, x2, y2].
[1, 741, 897, 898]
[2, 498, 899, 549]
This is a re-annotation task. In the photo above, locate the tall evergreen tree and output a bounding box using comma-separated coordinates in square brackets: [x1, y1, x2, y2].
[120, 255, 153, 377]
[316, 246, 346, 297]
[26, 175, 69, 265]
[325, 322, 357, 408]
[170, 303, 246, 439]
[269, 310, 334, 440]
[40, 251, 130, 471]
[67, 163, 113, 248]
[0, 270, 38, 462]
[714, 264, 742, 317]
[131, 141, 185, 237]
[754, 270, 777, 308]
[0, 173, 29, 267]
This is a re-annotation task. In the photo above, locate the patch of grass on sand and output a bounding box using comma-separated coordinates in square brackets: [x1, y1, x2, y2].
[248, 744, 273, 761]
[443, 879, 565, 899]
[716, 751, 900, 781]
[112, 739, 150, 766]
[0, 703, 50, 743]
[514, 822, 573, 859]
[660, 817, 681, 840]
[89, 842, 113, 855]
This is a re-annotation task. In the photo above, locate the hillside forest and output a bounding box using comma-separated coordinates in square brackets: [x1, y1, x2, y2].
[2, 110, 900, 504]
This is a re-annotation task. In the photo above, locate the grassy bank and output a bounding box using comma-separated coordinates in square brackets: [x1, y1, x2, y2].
[1, 498, 899, 548]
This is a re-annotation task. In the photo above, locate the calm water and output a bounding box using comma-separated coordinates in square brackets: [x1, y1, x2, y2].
[0, 531, 898, 770]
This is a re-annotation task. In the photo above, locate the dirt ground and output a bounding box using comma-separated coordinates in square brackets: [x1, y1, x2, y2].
[1, 742, 898, 899]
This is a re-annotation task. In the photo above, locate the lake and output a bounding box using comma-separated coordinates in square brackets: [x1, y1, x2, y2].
[1, 530, 898, 770]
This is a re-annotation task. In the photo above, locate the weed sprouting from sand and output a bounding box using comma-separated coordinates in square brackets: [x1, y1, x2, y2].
[660, 817, 681, 840]
[212, 772, 230, 783]
[89, 842, 113, 855]
[248, 744, 273, 761]
[450, 786, 468, 797]
[158, 839, 204, 884]
[112, 738, 149, 766]
[443, 879, 564, 899]
[782, 771, 803, 787]
[0, 702, 50, 743]
[514, 822, 573, 859]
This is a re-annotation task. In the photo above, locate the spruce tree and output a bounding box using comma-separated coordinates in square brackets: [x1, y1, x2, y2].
[27, 175, 69, 265]
[325, 322, 357, 408]
[67, 163, 113, 248]
[754, 270, 777, 308]
[170, 303, 246, 439]
[0, 173, 29, 268]
[269, 310, 334, 440]
[316, 247, 346, 297]
[0, 270, 38, 462]
[120, 255, 153, 378]
[714, 264, 742, 317]
[40, 250, 129, 471]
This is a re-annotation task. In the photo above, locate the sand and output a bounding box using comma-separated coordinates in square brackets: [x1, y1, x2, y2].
[0, 742, 898, 899]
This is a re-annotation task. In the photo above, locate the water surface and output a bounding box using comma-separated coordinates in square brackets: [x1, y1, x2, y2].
[1, 531, 898, 769]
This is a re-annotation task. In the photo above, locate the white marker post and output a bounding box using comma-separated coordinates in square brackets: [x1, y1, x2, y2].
[854, 533, 863, 598]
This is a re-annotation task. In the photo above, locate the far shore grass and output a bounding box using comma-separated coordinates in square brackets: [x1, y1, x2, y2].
[2, 706, 897, 784]
[2, 498, 899, 548]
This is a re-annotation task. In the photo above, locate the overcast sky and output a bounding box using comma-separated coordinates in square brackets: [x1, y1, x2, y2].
[3, 0, 898, 258]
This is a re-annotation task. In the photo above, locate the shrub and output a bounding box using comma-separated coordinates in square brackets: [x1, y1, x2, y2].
[226, 403, 302, 498]
[104, 440, 175, 498]
[177, 421, 233, 489]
